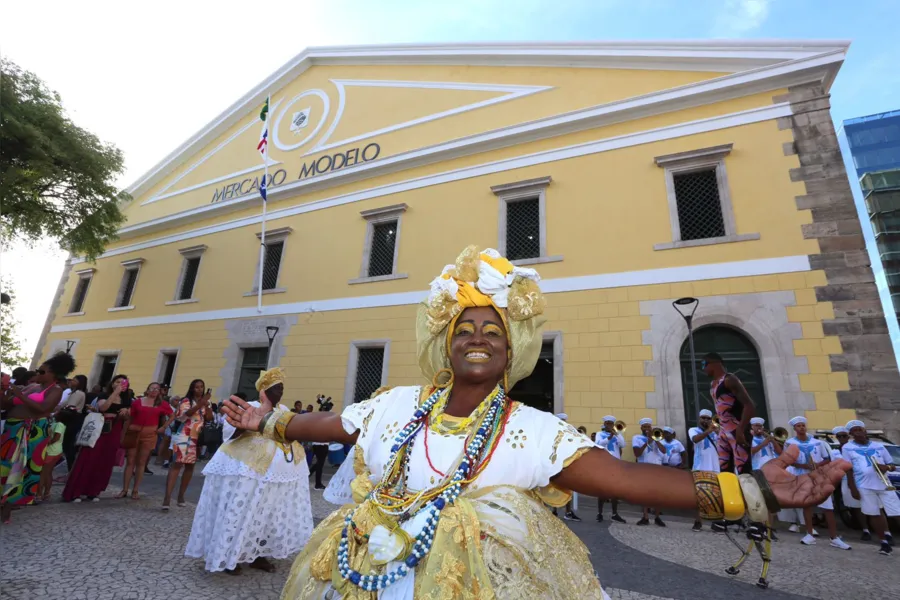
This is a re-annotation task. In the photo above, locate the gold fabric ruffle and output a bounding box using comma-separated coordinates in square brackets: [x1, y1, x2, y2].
[220, 430, 303, 476]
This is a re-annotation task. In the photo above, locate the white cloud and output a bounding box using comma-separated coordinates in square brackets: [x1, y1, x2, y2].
[713, 0, 772, 37]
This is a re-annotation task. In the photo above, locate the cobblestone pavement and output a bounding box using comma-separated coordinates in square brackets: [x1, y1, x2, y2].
[1, 469, 891, 600]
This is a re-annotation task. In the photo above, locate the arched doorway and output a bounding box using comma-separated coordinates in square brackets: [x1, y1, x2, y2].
[680, 326, 769, 432]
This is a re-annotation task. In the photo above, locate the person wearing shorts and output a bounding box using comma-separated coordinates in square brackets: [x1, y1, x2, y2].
[700, 353, 755, 474]
[843, 419, 899, 556]
[832, 425, 871, 540]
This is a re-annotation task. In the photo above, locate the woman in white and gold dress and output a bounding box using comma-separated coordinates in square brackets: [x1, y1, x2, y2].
[223, 246, 849, 600]
[185, 369, 313, 574]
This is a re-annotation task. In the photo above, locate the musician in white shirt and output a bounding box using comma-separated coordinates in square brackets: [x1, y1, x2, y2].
[633, 417, 666, 526]
[689, 409, 720, 531]
[842, 420, 899, 556]
[661, 427, 685, 468]
[594, 415, 626, 524]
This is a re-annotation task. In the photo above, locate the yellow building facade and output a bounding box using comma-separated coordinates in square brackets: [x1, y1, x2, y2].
[34, 41, 900, 450]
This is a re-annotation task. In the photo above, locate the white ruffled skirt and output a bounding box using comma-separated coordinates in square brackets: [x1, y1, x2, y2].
[185, 474, 314, 572]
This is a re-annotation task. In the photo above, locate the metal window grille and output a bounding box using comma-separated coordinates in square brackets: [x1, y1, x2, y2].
[70, 277, 90, 312]
[117, 268, 138, 307]
[506, 198, 540, 261]
[368, 221, 397, 277]
[178, 257, 201, 300]
[262, 241, 284, 290]
[353, 347, 385, 403]
[673, 169, 726, 241]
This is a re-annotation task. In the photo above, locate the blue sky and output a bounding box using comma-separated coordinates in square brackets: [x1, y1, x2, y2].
[2, 0, 899, 359]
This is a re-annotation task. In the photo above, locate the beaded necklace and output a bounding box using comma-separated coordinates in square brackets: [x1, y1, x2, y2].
[337, 383, 508, 592]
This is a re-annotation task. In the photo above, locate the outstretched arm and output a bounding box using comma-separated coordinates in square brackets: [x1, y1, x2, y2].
[221, 393, 358, 445]
[553, 444, 850, 511]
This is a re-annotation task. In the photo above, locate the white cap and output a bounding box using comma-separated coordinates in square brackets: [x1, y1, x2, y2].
[750, 417, 765, 426]
[846, 420, 865, 431]
[602, 415, 616, 423]
[555, 413, 568, 422]
[699, 409, 713, 418]
[662, 426, 675, 434]
[832, 425, 849, 435]
[789, 416, 807, 427]
[638, 417, 652, 426]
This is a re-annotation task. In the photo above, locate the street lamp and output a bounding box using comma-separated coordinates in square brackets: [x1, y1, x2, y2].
[673, 297, 700, 414]
[65, 340, 76, 354]
[266, 326, 279, 356]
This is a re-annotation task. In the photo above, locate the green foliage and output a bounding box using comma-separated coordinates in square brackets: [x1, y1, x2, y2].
[0, 279, 29, 370]
[0, 58, 130, 261]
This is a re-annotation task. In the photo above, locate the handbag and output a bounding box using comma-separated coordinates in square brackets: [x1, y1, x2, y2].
[198, 422, 222, 447]
[76, 413, 104, 448]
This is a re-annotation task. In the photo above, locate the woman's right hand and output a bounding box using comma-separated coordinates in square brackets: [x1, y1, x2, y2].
[221, 395, 269, 432]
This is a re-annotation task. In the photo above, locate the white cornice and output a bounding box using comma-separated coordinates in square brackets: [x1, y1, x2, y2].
[123, 40, 849, 203]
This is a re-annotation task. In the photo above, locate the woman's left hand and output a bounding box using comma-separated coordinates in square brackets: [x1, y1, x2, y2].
[761, 444, 851, 509]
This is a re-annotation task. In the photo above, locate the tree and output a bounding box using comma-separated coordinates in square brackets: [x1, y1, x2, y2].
[0, 279, 29, 371]
[0, 59, 129, 261]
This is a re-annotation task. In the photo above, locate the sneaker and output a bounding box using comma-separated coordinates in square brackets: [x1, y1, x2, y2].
[830, 537, 851, 550]
[596, 514, 604, 522]
[692, 521, 703, 532]
[861, 530, 872, 542]
[886, 533, 894, 547]
[564, 512, 582, 522]
[611, 514, 626, 524]
[788, 524, 800, 533]
[144, 467, 154, 475]
[314, 484, 326, 490]
[90, 497, 99, 503]
[811, 528, 820, 537]
[163, 461, 170, 469]
[801, 534, 816, 545]
[636, 518, 649, 526]
[654, 517, 666, 527]
[73, 498, 82, 503]
[880, 542, 892, 556]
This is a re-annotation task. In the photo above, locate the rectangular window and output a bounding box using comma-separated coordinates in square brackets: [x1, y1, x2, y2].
[115, 266, 140, 308]
[353, 205, 407, 284]
[505, 198, 541, 261]
[69, 274, 92, 314]
[159, 352, 178, 387]
[367, 221, 398, 277]
[235, 347, 270, 401]
[673, 168, 726, 241]
[492, 176, 558, 266]
[98, 355, 118, 389]
[353, 347, 385, 403]
[178, 256, 201, 300]
[262, 241, 284, 290]
[653, 144, 759, 251]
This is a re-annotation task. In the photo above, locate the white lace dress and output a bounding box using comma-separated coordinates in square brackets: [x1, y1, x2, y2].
[184, 403, 314, 572]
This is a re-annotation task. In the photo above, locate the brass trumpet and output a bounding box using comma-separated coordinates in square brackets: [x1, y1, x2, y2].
[771, 427, 788, 443]
[872, 458, 897, 492]
[651, 427, 664, 441]
[614, 420, 627, 434]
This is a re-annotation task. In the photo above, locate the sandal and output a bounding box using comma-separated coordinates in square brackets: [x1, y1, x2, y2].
[131, 491, 140, 500]
[114, 490, 128, 499]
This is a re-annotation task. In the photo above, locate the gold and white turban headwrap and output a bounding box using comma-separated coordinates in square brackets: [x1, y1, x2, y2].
[255, 367, 285, 392]
[417, 246, 547, 389]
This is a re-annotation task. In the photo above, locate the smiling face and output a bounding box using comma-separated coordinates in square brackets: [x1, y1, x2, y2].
[448, 306, 509, 387]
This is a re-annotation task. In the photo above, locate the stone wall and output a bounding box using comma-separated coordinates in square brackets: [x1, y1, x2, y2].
[777, 83, 900, 440]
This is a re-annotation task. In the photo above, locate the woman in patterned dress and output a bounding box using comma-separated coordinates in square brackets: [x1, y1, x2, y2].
[162, 379, 212, 510]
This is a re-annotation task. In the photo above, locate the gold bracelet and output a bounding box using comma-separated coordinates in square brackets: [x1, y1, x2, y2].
[738, 474, 768, 523]
[273, 410, 296, 443]
[717, 472, 747, 521]
[262, 411, 279, 440]
[692, 470, 725, 520]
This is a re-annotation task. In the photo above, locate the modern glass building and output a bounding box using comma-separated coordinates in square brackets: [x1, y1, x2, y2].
[838, 110, 900, 358]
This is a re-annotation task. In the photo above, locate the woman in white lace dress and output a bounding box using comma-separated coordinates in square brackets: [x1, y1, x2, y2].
[184, 368, 313, 574]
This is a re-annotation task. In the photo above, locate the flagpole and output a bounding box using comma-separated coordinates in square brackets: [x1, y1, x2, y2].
[257, 97, 270, 314]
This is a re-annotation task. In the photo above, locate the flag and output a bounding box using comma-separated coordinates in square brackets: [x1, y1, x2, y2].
[259, 173, 268, 202]
[257, 96, 270, 157]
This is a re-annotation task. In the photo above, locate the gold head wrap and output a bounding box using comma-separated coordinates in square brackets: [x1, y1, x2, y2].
[417, 246, 547, 389]
[255, 367, 285, 392]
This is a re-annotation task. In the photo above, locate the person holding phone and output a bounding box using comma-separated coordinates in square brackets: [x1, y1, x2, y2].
[63, 374, 132, 503]
[163, 379, 213, 510]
